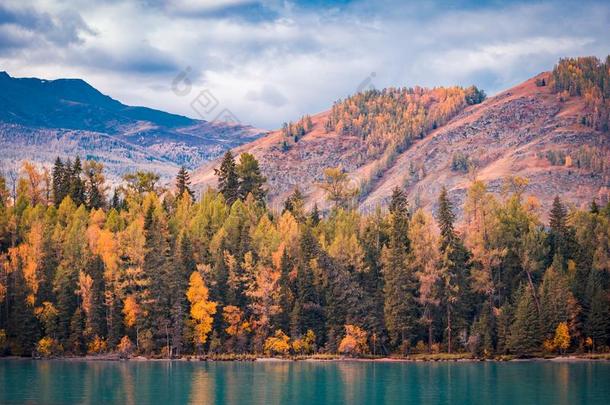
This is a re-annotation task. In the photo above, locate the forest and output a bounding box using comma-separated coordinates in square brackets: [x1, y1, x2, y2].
[0, 151, 608, 359]
[550, 55, 610, 132]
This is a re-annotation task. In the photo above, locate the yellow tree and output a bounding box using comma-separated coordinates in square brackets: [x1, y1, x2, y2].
[263, 330, 291, 356]
[186, 272, 217, 351]
[19, 221, 44, 306]
[122, 295, 141, 350]
[21, 161, 45, 206]
[463, 181, 503, 310]
[338, 324, 368, 356]
[223, 305, 250, 353]
[553, 322, 570, 355]
[318, 167, 358, 209]
[246, 263, 282, 352]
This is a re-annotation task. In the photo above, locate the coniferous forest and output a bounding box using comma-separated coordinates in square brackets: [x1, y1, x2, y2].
[0, 150, 608, 360]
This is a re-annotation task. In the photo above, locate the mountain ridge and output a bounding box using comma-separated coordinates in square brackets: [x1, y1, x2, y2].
[192, 70, 610, 218]
[0, 71, 265, 180]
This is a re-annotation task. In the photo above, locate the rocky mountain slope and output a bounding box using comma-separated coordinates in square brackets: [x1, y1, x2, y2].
[0, 72, 264, 180]
[192, 71, 609, 217]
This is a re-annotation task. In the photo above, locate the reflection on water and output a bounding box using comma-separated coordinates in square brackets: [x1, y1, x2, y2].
[1, 359, 609, 404]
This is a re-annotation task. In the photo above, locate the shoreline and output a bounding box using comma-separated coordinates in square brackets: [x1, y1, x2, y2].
[2, 354, 609, 363]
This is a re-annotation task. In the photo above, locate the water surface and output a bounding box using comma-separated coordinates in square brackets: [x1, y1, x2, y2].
[1, 359, 609, 404]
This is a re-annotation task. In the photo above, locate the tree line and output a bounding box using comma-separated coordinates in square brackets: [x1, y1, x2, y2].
[0, 153, 609, 358]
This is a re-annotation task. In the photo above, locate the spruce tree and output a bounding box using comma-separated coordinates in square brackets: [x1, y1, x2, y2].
[214, 151, 240, 205]
[69, 157, 86, 206]
[548, 196, 571, 266]
[176, 166, 195, 200]
[309, 203, 321, 226]
[237, 153, 266, 204]
[508, 284, 542, 356]
[436, 186, 471, 353]
[383, 187, 418, 348]
[539, 266, 572, 339]
[52, 157, 68, 207]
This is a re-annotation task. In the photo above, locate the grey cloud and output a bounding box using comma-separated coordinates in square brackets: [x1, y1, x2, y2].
[245, 83, 288, 107]
[0, 4, 94, 48]
[1, 0, 609, 129]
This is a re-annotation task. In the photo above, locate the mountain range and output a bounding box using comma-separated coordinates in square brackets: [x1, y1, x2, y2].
[1, 60, 608, 217]
[0, 71, 264, 181]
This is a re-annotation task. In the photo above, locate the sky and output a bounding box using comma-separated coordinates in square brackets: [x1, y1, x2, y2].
[0, 0, 609, 129]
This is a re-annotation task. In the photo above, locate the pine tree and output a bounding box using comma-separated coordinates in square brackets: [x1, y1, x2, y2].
[586, 289, 610, 348]
[52, 157, 68, 207]
[508, 284, 542, 356]
[171, 232, 196, 356]
[215, 151, 240, 205]
[83, 160, 106, 209]
[69, 157, 86, 206]
[539, 266, 574, 339]
[383, 187, 418, 348]
[237, 153, 266, 204]
[548, 196, 571, 267]
[141, 201, 173, 352]
[176, 166, 195, 200]
[309, 203, 321, 226]
[437, 186, 456, 251]
[283, 187, 305, 221]
[436, 186, 470, 353]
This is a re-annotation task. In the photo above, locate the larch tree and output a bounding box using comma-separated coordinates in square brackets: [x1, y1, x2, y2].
[186, 271, 217, 352]
[410, 209, 441, 352]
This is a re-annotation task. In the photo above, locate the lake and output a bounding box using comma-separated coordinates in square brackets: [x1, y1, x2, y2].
[1, 359, 609, 404]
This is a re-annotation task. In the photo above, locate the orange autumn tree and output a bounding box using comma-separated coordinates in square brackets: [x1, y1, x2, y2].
[123, 295, 141, 350]
[338, 324, 368, 356]
[223, 305, 250, 353]
[186, 272, 217, 351]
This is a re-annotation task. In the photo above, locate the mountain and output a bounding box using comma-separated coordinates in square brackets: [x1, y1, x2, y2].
[192, 59, 610, 217]
[0, 71, 265, 180]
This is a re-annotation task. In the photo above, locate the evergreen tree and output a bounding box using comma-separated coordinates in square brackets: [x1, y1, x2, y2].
[586, 289, 610, 348]
[508, 284, 542, 356]
[539, 266, 574, 339]
[548, 196, 572, 267]
[309, 203, 321, 226]
[176, 166, 195, 200]
[283, 187, 306, 221]
[383, 187, 418, 349]
[141, 202, 173, 353]
[52, 157, 68, 207]
[83, 160, 106, 209]
[69, 157, 86, 206]
[237, 153, 266, 204]
[436, 186, 471, 353]
[171, 232, 196, 356]
[214, 151, 240, 205]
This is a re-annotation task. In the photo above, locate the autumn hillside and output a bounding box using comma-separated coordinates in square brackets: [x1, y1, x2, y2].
[192, 57, 610, 217]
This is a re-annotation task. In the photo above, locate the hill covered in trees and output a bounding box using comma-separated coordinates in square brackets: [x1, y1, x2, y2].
[0, 155, 609, 359]
[192, 56, 610, 217]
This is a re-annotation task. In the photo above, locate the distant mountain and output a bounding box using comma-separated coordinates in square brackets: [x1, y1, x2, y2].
[0, 71, 265, 180]
[192, 60, 610, 218]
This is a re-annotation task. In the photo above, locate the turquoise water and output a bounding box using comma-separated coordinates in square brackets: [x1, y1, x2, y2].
[1, 359, 609, 404]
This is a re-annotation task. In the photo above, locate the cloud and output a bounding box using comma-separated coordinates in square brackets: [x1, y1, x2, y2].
[0, 3, 94, 48]
[246, 83, 289, 107]
[0, 0, 609, 129]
